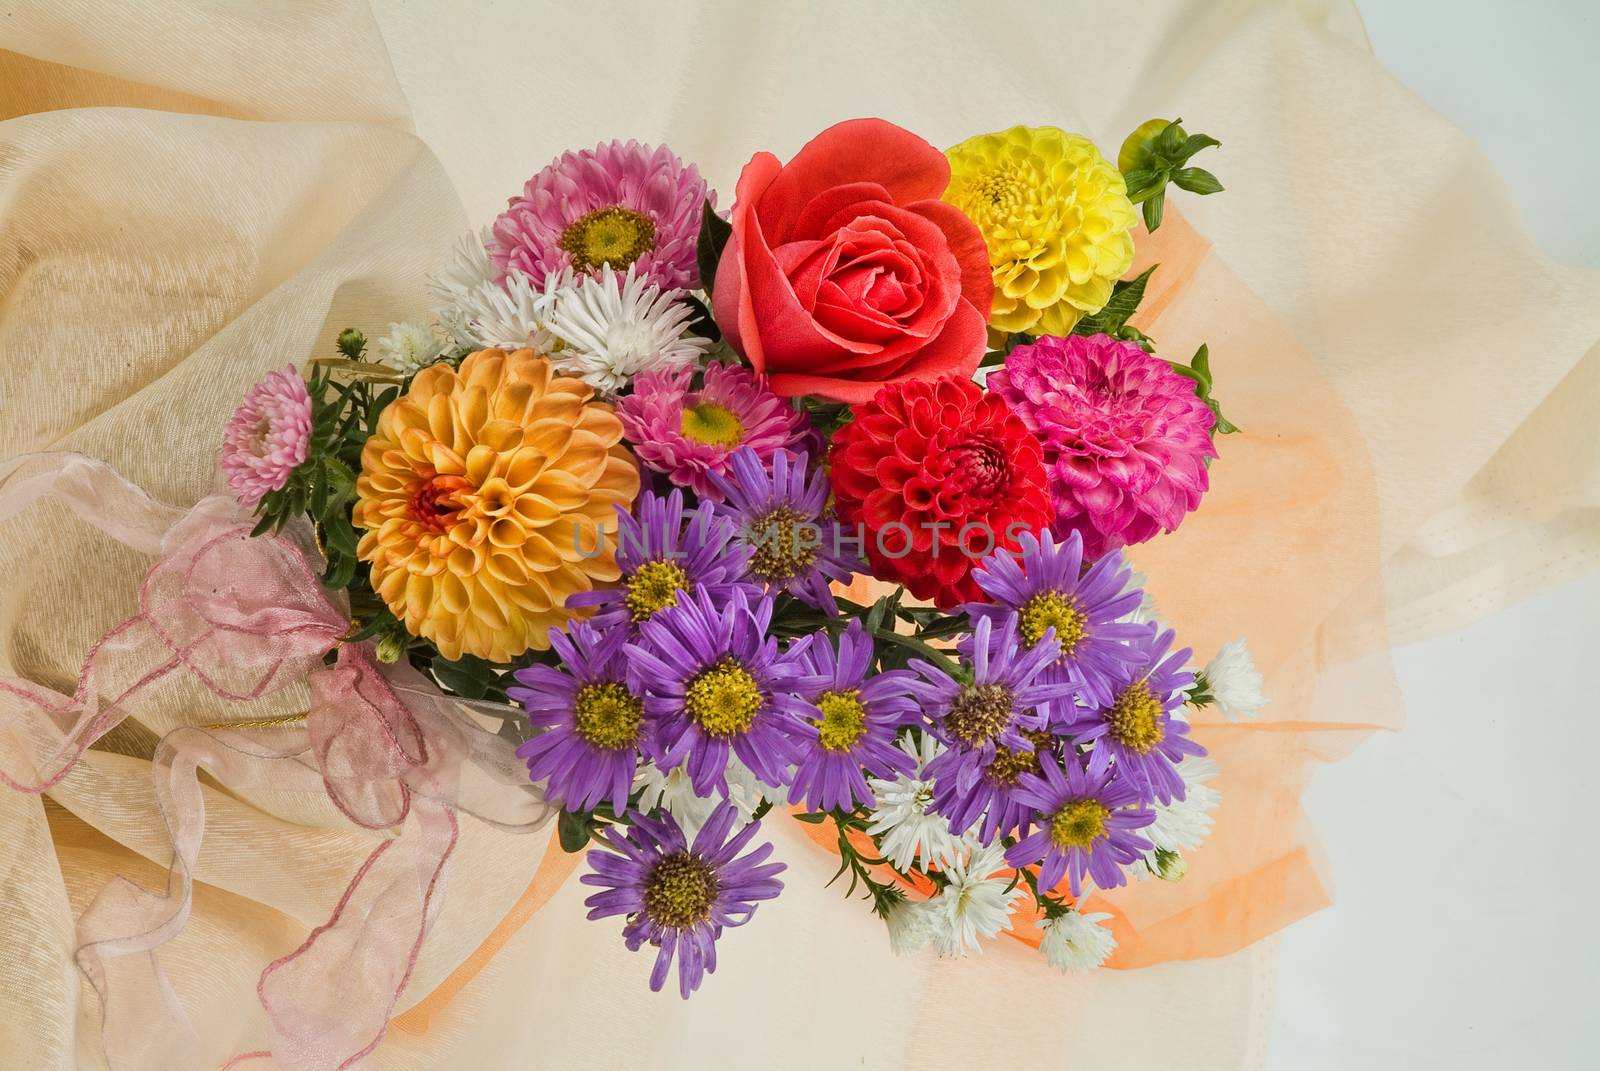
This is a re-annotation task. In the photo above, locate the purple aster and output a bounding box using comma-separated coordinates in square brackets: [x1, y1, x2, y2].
[581, 802, 784, 998]
[907, 614, 1078, 805]
[489, 140, 711, 291]
[929, 725, 1067, 845]
[710, 447, 856, 614]
[965, 529, 1153, 709]
[1006, 748, 1155, 896]
[1066, 626, 1205, 805]
[776, 620, 918, 813]
[566, 488, 755, 633]
[510, 621, 644, 813]
[626, 587, 810, 795]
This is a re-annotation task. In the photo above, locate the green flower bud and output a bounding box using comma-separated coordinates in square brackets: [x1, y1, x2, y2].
[375, 631, 407, 664]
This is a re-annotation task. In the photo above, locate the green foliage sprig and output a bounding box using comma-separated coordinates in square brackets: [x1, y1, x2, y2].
[1119, 117, 1224, 232]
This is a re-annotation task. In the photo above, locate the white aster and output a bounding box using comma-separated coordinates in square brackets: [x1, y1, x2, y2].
[1038, 910, 1117, 973]
[374, 321, 443, 375]
[429, 228, 561, 353]
[545, 264, 709, 393]
[632, 754, 779, 837]
[882, 896, 937, 956]
[1119, 564, 1161, 627]
[925, 842, 1027, 956]
[865, 732, 966, 873]
[1203, 638, 1268, 720]
[1134, 755, 1220, 880]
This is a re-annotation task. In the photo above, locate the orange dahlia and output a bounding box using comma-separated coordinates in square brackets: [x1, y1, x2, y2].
[354, 348, 639, 662]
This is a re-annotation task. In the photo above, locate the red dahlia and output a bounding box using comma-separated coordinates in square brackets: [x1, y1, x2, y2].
[829, 376, 1053, 608]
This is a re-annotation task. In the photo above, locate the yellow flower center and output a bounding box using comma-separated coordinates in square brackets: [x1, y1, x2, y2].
[1048, 798, 1110, 850]
[572, 681, 643, 751]
[973, 165, 1026, 212]
[680, 401, 745, 447]
[1019, 591, 1089, 656]
[813, 690, 868, 752]
[944, 682, 1015, 748]
[1107, 681, 1165, 754]
[625, 559, 689, 622]
[643, 853, 719, 930]
[684, 657, 763, 738]
[748, 506, 818, 583]
[558, 205, 657, 274]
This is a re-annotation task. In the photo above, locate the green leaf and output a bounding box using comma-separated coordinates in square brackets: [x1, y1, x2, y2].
[696, 200, 732, 301]
[792, 811, 828, 824]
[431, 655, 497, 699]
[1073, 265, 1158, 337]
[557, 809, 595, 853]
[1156, 118, 1187, 157]
[1142, 189, 1166, 232]
[681, 293, 721, 342]
[1171, 167, 1224, 195]
[1121, 168, 1161, 198]
[1175, 134, 1220, 162]
[322, 515, 358, 557]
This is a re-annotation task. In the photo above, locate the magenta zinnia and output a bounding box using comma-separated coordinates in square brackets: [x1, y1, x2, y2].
[488, 140, 711, 291]
[988, 333, 1216, 559]
[221, 366, 312, 507]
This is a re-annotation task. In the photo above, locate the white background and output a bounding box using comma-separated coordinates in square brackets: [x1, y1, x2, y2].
[1270, 3, 1598, 1067]
[370, 2, 1599, 1066]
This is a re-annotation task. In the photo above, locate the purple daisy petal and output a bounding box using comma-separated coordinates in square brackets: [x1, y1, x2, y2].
[511, 620, 645, 813]
[625, 587, 811, 795]
[1063, 626, 1206, 805]
[1005, 749, 1154, 897]
[774, 620, 919, 812]
[710, 447, 857, 614]
[566, 488, 757, 634]
[582, 802, 784, 999]
[965, 528, 1156, 709]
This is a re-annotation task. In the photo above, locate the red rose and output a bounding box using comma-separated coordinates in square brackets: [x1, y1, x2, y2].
[713, 119, 993, 403]
[829, 375, 1053, 609]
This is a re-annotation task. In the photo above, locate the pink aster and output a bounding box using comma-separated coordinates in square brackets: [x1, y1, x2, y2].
[488, 140, 711, 292]
[988, 334, 1216, 559]
[220, 365, 312, 507]
[616, 362, 812, 501]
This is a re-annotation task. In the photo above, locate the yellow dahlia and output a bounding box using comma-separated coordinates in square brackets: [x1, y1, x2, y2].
[944, 126, 1137, 336]
[354, 348, 639, 663]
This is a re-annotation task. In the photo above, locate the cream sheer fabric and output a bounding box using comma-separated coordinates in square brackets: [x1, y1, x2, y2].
[2, 1, 1595, 1068]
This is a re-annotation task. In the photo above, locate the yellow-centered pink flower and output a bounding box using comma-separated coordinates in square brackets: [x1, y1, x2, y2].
[354, 348, 639, 662]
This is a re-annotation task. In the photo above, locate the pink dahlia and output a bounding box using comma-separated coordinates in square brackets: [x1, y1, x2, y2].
[988, 334, 1216, 559]
[489, 140, 711, 292]
[616, 362, 812, 501]
[220, 365, 312, 507]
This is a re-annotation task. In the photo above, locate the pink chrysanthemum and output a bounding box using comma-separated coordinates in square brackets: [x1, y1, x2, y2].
[489, 140, 711, 292]
[616, 363, 812, 501]
[220, 365, 312, 507]
[988, 334, 1216, 559]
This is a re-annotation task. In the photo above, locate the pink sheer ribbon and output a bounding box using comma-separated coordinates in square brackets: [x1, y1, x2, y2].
[0, 453, 552, 1071]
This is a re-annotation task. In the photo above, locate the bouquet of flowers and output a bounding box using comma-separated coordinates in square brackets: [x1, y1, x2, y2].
[226, 117, 1263, 998]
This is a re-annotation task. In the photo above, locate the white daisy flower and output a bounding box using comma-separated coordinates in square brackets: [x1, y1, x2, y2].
[925, 842, 1027, 956]
[1202, 638, 1267, 720]
[429, 228, 561, 352]
[1038, 910, 1117, 973]
[374, 321, 443, 375]
[1119, 564, 1161, 626]
[632, 754, 778, 836]
[882, 896, 937, 956]
[865, 732, 966, 873]
[545, 264, 709, 394]
[1133, 755, 1220, 880]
